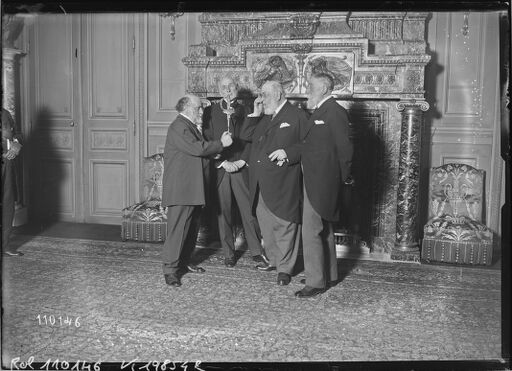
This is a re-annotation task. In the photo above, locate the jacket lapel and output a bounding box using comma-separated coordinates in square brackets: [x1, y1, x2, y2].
[304, 97, 332, 137]
[264, 101, 290, 135]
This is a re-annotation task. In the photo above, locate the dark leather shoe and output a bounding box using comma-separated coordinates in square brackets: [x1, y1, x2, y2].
[252, 254, 270, 265]
[224, 257, 236, 267]
[187, 264, 205, 273]
[257, 264, 276, 271]
[164, 275, 181, 287]
[277, 273, 291, 286]
[294, 286, 325, 298]
[4, 250, 23, 256]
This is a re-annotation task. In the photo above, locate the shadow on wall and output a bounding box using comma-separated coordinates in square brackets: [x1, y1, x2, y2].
[27, 107, 66, 230]
[341, 102, 389, 251]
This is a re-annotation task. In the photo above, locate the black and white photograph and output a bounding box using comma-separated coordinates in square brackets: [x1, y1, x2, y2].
[1, 1, 510, 369]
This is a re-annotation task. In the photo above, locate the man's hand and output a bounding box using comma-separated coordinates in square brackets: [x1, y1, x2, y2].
[233, 160, 246, 169]
[252, 95, 264, 116]
[268, 149, 287, 162]
[3, 141, 21, 160]
[268, 149, 288, 166]
[222, 161, 239, 173]
[220, 131, 233, 147]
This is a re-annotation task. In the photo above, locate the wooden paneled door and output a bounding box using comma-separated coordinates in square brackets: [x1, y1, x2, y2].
[29, 14, 83, 222]
[29, 13, 138, 225]
[80, 13, 138, 224]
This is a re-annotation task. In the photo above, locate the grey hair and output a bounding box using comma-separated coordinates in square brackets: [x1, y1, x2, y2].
[175, 96, 191, 113]
[175, 94, 199, 113]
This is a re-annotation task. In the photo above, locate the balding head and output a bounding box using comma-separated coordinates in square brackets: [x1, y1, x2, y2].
[176, 94, 203, 125]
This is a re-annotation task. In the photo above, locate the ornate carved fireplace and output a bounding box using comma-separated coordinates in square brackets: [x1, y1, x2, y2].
[182, 12, 431, 261]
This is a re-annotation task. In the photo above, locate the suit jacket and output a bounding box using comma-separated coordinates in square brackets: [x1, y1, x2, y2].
[203, 99, 252, 187]
[287, 97, 353, 222]
[162, 114, 224, 207]
[2, 108, 22, 156]
[240, 101, 307, 224]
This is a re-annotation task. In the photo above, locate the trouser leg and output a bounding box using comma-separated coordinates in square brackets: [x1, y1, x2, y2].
[231, 172, 262, 257]
[256, 194, 299, 275]
[162, 205, 195, 275]
[326, 222, 338, 282]
[180, 206, 202, 266]
[216, 174, 235, 259]
[256, 194, 278, 267]
[2, 161, 14, 250]
[302, 186, 337, 288]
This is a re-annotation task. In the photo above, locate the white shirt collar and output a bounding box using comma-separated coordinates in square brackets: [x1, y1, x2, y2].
[314, 95, 332, 109]
[273, 99, 287, 117]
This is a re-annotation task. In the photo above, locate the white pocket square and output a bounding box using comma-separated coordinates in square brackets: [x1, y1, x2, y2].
[314, 120, 325, 125]
[279, 122, 291, 128]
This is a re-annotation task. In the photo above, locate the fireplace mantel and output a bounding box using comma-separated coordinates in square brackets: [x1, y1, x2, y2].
[183, 12, 430, 101]
[182, 12, 432, 261]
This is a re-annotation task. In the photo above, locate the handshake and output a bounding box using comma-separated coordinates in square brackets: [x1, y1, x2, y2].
[220, 131, 233, 147]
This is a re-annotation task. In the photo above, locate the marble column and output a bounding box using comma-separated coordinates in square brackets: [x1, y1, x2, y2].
[392, 100, 429, 262]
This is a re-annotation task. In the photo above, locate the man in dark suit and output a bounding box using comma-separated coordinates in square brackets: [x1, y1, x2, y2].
[240, 80, 308, 286]
[161, 94, 233, 287]
[270, 73, 353, 297]
[203, 76, 270, 269]
[2, 108, 23, 256]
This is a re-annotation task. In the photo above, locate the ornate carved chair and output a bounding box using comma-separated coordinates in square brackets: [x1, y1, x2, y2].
[421, 163, 493, 265]
[121, 153, 167, 242]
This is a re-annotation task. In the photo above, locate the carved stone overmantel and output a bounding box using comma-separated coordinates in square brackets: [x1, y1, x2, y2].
[182, 12, 431, 258]
[183, 12, 430, 100]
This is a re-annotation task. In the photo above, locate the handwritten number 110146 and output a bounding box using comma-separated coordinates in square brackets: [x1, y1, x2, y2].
[36, 314, 81, 327]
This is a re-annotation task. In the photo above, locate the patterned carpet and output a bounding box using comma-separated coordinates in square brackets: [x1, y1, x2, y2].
[1, 234, 503, 365]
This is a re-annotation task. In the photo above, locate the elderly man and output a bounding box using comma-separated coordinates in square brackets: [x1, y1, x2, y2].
[162, 94, 233, 287]
[240, 80, 308, 286]
[203, 76, 270, 269]
[270, 73, 353, 297]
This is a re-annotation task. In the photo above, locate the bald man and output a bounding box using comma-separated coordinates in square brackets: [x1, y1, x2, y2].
[161, 94, 233, 287]
[240, 80, 308, 287]
[203, 76, 270, 269]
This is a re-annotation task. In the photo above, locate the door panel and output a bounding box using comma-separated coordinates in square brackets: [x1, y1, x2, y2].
[81, 13, 136, 224]
[30, 14, 81, 222]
